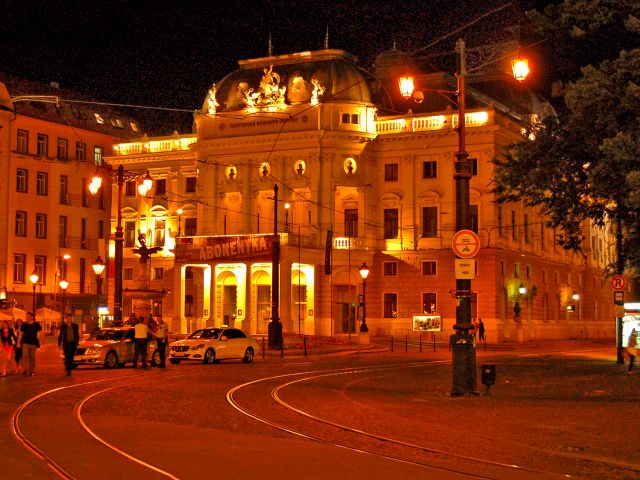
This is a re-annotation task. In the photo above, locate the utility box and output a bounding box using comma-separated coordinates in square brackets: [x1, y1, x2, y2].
[481, 364, 496, 386]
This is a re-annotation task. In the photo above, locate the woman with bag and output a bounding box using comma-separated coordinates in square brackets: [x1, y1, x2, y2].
[626, 328, 637, 374]
[0, 320, 18, 375]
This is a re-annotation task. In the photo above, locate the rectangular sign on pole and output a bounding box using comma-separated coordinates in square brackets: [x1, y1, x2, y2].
[614, 291, 625, 305]
[455, 259, 476, 279]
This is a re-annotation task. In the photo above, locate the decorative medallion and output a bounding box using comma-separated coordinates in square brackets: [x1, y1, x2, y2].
[343, 158, 356, 175]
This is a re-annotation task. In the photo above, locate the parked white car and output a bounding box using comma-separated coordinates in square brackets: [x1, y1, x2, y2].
[169, 327, 257, 364]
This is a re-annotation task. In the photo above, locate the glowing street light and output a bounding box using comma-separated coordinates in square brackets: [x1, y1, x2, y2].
[29, 270, 39, 315]
[359, 262, 370, 333]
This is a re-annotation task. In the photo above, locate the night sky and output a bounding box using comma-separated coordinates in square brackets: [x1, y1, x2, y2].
[1, 0, 557, 134]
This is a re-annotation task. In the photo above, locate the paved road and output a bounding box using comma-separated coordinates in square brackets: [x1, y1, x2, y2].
[1, 338, 638, 480]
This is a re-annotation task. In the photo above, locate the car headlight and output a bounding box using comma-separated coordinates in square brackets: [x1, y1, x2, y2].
[190, 344, 204, 350]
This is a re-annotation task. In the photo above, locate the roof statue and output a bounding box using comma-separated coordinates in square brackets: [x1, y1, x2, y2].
[205, 83, 219, 116]
[240, 65, 286, 108]
[310, 78, 325, 106]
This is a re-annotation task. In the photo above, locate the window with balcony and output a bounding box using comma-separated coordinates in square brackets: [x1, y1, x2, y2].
[383, 208, 398, 239]
[124, 221, 136, 247]
[383, 293, 398, 318]
[423, 161, 437, 179]
[94, 146, 104, 165]
[14, 254, 26, 283]
[37, 134, 48, 157]
[422, 207, 438, 238]
[81, 218, 87, 249]
[57, 138, 68, 160]
[344, 209, 358, 238]
[59, 216, 68, 247]
[524, 214, 530, 243]
[17, 168, 28, 193]
[384, 163, 398, 182]
[79, 258, 85, 293]
[35, 255, 46, 285]
[511, 210, 517, 240]
[60, 175, 68, 204]
[37, 171, 48, 195]
[17, 129, 28, 153]
[36, 213, 47, 239]
[15, 211, 27, 237]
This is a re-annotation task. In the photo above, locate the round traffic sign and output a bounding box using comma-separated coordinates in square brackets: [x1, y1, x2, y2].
[611, 274, 626, 291]
[452, 230, 480, 259]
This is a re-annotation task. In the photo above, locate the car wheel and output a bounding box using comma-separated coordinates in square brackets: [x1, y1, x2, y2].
[242, 347, 255, 364]
[104, 350, 118, 369]
[169, 359, 181, 365]
[151, 350, 161, 367]
[203, 348, 216, 364]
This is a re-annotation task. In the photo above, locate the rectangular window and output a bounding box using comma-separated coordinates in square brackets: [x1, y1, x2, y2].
[82, 178, 88, 207]
[37, 134, 48, 157]
[185, 177, 197, 193]
[514, 263, 521, 278]
[60, 175, 68, 204]
[340, 113, 359, 124]
[184, 218, 197, 236]
[155, 178, 166, 196]
[154, 220, 165, 247]
[57, 138, 68, 160]
[383, 293, 398, 318]
[17, 168, 28, 192]
[524, 214, 530, 243]
[384, 208, 399, 239]
[422, 161, 437, 179]
[17, 129, 28, 153]
[123, 268, 134, 281]
[37, 171, 48, 195]
[470, 158, 478, 176]
[526, 265, 532, 279]
[497, 206, 503, 237]
[153, 267, 164, 280]
[94, 146, 104, 165]
[422, 261, 436, 275]
[422, 207, 438, 238]
[423, 292, 437, 314]
[57, 257, 68, 281]
[344, 209, 358, 237]
[383, 262, 397, 276]
[75, 141, 86, 160]
[59, 216, 68, 247]
[79, 258, 85, 293]
[81, 218, 87, 249]
[541, 221, 546, 249]
[36, 213, 47, 239]
[98, 220, 104, 239]
[125, 221, 136, 247]
[125, 181, 136, 197]
[470, 205, 478, 233]
[15, 211, 27, 236]
[384, 163, 398, 181]
[511, 210, 517, 240]
[35, 255, 46, 285]
[14, 254, 26, 283]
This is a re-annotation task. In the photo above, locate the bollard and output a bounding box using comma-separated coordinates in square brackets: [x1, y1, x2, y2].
[391, 335, 394, 352]
[281, 336, 284, 358]
[405, 334, 408, 352]
[481, 364, 496, 396]
[420, 335, 422, 353]
[262, 337, 266, 359]
[433, 333, 436, 352]
[304, 336, 307, 357]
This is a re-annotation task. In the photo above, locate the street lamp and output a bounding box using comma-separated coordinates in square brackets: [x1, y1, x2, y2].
[284, 202, 290, 233]
[400, 39, 529, 396]
[59, 279, 69, 314]
[92, 256, 105, 297]
[29, 270, 39, 316]
[177, 208, 183, 237]
[90, 165, 152, 323]
[359, 262, 370, 333]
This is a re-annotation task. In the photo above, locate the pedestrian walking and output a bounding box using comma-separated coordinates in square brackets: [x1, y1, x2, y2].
[58, 313, 79, 376]
[1, 320, 18, 375]
[133, 316, 149, 369]
[478, 318, 485, 341]
[17, 312, 42, 376]
[154, 316, 168, 368]
[13, 318, 23, 374]
[626, 328, 637, 373]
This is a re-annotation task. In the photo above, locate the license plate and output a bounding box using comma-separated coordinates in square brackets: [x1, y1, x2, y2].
[173, 352, 185, 357]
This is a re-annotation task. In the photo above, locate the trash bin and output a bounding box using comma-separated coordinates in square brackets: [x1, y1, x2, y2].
[481, 364, 496, 386]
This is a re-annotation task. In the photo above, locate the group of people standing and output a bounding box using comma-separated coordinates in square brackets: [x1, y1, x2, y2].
[1, 312, 43, 376]
[132, 314, 168, 369]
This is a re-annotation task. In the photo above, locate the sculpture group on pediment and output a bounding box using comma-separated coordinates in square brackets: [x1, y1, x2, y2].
[240, 65, 287, 108]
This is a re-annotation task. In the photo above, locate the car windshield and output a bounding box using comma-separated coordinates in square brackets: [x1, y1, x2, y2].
[90, 329, 126, 341]
[188, 329, 221, 339]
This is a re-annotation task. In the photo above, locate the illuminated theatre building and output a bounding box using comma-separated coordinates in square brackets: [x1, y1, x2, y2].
[107, 48, 617, 342]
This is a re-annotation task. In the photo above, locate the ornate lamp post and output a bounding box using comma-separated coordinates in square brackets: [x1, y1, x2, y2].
[92, 256, 105, 297]
[284, 202, 290, 233]
[177, 208, 183, 237]
[29, 271, 39, 315]
[59, 279, 69, 314]
[90, 166, 152, 324]
[358, 262, 370, 333]
[400, 39, 529, 396]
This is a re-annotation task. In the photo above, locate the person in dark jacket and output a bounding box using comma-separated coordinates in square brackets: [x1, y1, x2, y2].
[58, 313, 79, 376]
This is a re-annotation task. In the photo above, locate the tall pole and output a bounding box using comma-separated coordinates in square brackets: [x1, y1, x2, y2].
[32, 283, 37, 316]
[114, 165, 124, 324]
[269, 184, 282, 349]
[615, 214, 624, 364]
[298, 226, 301, 335]
[451, 39, 477, 396]
[361, 277, 367, 332]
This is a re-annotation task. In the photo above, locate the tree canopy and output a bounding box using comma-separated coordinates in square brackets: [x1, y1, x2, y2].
[493, 0, 640, 273]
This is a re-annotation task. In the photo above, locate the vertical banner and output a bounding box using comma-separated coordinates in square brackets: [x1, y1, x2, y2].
[325, 229, 333, 275]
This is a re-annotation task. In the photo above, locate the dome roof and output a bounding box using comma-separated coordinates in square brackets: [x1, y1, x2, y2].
[205, 49, 376, 112]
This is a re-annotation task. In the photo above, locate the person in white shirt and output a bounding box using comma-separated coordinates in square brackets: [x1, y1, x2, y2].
[133, 316, 149, 369]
